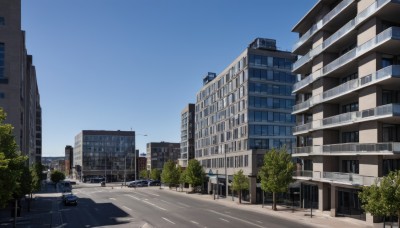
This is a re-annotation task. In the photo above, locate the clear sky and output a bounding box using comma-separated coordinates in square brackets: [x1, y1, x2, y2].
[21, 0, 317, 157]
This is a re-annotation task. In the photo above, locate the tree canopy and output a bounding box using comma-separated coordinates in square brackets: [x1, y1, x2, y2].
[50, 170, 65, 184]
[359, 170, 400, 225]
[232, 169, 249, 204]
[185, 159, 205, 191]
[150, 168, 161, 181]
[161, 160, 180, 188]
[258, 147, 295, 210]
[0, 109, 28, 208]
[139, 169, 149, 179]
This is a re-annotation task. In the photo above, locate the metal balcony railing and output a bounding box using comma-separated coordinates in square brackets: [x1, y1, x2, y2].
[293, 0, 354, 52]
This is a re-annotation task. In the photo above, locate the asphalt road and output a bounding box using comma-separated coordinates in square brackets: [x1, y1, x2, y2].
[61, 183, 312, 228]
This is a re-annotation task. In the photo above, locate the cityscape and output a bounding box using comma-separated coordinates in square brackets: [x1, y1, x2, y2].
[1, 0, 400, 227]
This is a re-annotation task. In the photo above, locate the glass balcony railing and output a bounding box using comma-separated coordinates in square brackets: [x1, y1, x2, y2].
[322, 142, 400, 154]
[293, 0, 355, 52]
[293, 0, 394, 71]
[293, 65, 400, 114]
[293, 103, 400, 134]
[293, 170, 379, 186]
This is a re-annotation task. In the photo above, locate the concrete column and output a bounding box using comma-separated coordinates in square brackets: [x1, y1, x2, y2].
[318, 182, 324, 211]
[249, 176, 257, 204]
[330, 185, 337, 217]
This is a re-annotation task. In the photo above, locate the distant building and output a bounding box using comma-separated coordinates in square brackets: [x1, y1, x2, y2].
[0, 0, 42, 165]
[137, 157, 147, 173]
[65, 145, 73, 177]
[146, 142, 180, 170]
[195, 38, 297, 203]
[179, 104, 195, 167]
[73, 130, 135, 182]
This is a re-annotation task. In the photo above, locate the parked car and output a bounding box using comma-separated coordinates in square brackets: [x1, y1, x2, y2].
[63, 194, 78, 206]
[148, 180, 161, 186]
[127, 180, 148, 187]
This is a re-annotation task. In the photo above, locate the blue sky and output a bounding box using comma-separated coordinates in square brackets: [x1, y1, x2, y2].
[21, 0, 316, 157]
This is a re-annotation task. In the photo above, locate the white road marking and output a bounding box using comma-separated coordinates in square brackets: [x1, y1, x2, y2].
[122, 206, 132, 211]
[219, 218, 229, 222]
[109, 198, 116, 200]
[191, 220, 199, 224]
[162, 217, 175, 224]
[125, 194, 141, 200]
[146, 192, 160, 197]
[178, 202, 190, 207]
[256, 220, 262, 224]
[142, 200, 166, 211]
[208, 209, 265, 228]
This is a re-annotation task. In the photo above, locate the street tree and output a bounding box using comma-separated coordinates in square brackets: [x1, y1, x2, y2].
[139, 169, 149, 179]
[258, 147, 295, 211]
[150, 168, 161, 180]
[232, 169, 249, 204]
[50, 170, 65, 185]
[179, 169, 187, 191]
[359, 170, 400, 225]
[161, 160, 180, 188]
[185, 159, 205, 192]
[0, 109, 27, 208]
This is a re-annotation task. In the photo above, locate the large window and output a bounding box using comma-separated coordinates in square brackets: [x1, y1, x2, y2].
[342, 102, 358, 113]
[342, 131, 359, 143]
[248, 96, 295, 109]
[248, 68, 295, 83]
[341, 160, 359, 174]
[0, 43, 4, 79]
[383, 159, 400, 175]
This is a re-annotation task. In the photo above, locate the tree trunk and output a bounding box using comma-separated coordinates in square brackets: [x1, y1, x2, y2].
[239, 190, 242, 204]
[272, 192, 277, 211]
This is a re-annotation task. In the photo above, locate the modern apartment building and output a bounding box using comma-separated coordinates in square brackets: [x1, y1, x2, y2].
[0, 0, 42, 165]
[179, 104, 195, 167]
[195, 38, 297, 203]
[146, 142, 180, 170]
[73, 130, 135, 182]
[291, 0, 400, 223]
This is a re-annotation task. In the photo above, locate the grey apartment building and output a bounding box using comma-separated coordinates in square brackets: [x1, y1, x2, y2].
[179, 104, 195, 167]
[74, 130, 135, 182]
[146, 142, 180, 170]
[291, 0, 400, 223]
[0, 0, 42, 165]
[195, 38, 297, 203]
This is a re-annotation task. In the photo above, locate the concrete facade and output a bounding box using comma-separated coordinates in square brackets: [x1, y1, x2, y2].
[0, 0, 42, 165]
[292, 0, 400, 223]
[146, 142, 180, 171]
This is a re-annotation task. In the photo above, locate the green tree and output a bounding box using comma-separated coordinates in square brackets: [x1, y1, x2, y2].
[50, 170, 65, 184]
[258, 147, 295, 210]
[232, 169, 249, 204]
[359, 170, 400, 225]
[0, 109, 27, 208]
[185, 159, 205, 192]
[32, 162, 44, 192]
[179, 169, 187, 191]
[150, 168, 161, 180]
[161, 160, 180, 188]
[139, 169, 149, 179]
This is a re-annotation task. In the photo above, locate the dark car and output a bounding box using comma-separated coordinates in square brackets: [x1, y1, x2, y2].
[128, 180, 148, 187]
[63, 194, 78, 206]
[148, 180, 161, 186]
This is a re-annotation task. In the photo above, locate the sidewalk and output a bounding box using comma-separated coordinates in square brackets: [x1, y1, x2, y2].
[157, 187, 377, 228]
[0, 182, 62, 228]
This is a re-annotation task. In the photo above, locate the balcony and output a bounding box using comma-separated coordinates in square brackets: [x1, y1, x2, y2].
[292, 142, 400, 156]
[292, 0, 395, 73]
[293, 170, 378, 186]
[292, 65, 400, 114]
[293, 0, 355, 53]
[294, 103, 400, 135]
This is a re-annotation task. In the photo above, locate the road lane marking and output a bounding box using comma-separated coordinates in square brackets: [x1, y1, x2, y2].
[142, 200, 166, 211]
[256, 220, 262, 224]
[208, 209, 265, 228]
[191, 220, 199, 224]
[146, 192, 160, 197]
[219, 218, 229, 222]
[178, 202, 190, 207]
[125, 194, 141, 200]
[109, 198, 116, 200]
[162, 217, 175, 224]
[122, 206, 132, 211]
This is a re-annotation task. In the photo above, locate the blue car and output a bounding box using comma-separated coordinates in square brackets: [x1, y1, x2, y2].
[64, 194, 78, 206]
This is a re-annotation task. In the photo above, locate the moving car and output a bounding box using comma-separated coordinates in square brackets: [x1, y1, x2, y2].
[63, 194, 78, 206]
[127, 180, 148, 187]
[148, 180, 161, 186]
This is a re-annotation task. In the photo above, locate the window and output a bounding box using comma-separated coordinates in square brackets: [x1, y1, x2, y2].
[342, 102, 358, 113]
[342, 131, 359, 143]
[382, 159, 400, 175]
[341, 160, 359, 174]
[382, 90, 399, 105]
[0, 43, 4, 79]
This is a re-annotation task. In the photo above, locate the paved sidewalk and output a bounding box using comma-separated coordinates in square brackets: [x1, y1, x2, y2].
[156, 187, 376, 228]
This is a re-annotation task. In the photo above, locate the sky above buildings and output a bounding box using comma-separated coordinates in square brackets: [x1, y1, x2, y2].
[21, 0, 317, 157]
